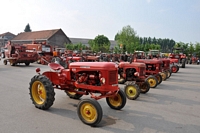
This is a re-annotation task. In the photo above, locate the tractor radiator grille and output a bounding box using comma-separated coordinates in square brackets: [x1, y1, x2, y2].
[109, 70, 117, 84]
[139, 67, 145, 76]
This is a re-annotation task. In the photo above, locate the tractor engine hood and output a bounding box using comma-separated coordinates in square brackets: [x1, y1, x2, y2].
[137, 59, 163, 64]
[118, 62, 145, 68]
[69, 62, 118, 72]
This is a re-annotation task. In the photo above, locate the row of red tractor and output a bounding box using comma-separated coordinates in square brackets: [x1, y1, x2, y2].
[0, 42, 186, 126]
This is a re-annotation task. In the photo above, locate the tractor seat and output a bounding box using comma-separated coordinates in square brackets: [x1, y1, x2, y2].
[48, 63, 64, 71]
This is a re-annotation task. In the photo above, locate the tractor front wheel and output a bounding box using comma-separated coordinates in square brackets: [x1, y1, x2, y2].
[77, 98, 102, 126]
[124, 84, 140, 100]
[106, 89, 126, 110]
[166, 70, 171, 79]
[155, 74, 162, 84]
[160, 72, 167, 81]
[146, 75, 158, 88]
[29, 75, 55, 110]
[139, 81, 150, 94]
[65, 89, 83, 99]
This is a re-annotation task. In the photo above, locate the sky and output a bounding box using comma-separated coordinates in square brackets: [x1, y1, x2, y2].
[0, 0, 200, 43]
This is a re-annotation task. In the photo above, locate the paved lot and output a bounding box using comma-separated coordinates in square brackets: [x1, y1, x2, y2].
[0, 60, 200, 133]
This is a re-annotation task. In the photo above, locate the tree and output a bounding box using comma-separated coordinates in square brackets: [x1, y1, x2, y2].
[195, 42, 200, 57]
[115, 25, 139, 53]
[24, 23, 32, 32]
[188, 43, 195, 55]
[65, 42, 87, 51]
[89, 35, 110, 52]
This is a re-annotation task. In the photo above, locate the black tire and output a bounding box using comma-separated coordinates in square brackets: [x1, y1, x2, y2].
[124, 84, 140, 100]
[155, 74, 162, 84]
[139, 81, 150, 94]
[65, 89, 83, 99]
[106, 89, 126, 110]
[146, 75, 158, 88]
[181, 59, 186, 68]
[29, 75, 55, 110]
[25, 62, 30, 66]
[77, 98, 103, 126]
[3, 60, 7, 65]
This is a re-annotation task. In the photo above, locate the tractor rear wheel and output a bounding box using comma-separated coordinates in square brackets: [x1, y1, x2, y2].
[171, 65, 179, 73]
[29, 75, 55, 110]
[181, 59, 186, 68]
[155, 74, 162, 84]
[77, 98, 102, 126]
[65, 89, 83, 99]
[160, 72, 167, 81]
[146, 75, 158, 88]
[106, 89, 126, 110]
[139, 81, 150, 94]
[124, 84, 140, 100]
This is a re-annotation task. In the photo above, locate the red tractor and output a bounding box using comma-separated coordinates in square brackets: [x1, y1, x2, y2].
[29, 62, 126, 126]
[168, 47, 186, 68]
[3, 45, 38, 66]
[117, 61, 150, 100]
[147, 50, 172, 79]
[23, 41, 54, 65]
[169, 58, 179, 73]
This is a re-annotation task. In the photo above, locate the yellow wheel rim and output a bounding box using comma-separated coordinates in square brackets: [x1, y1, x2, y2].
[167, 71, 170, 77]
[67, 91, 76, 95]
[67, 88, 79, 95]
[161, 72, 166, 80]
[108, 93, 122, 107]
[148, 78, 156, 87]
[126, 86, 137, 98]
[31, 81, 46, 105]
[80, 103, 97, 123]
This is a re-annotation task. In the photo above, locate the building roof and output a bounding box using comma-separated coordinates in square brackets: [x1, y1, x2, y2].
[0, 32, 16, 37]
[11, 29, 64, 41]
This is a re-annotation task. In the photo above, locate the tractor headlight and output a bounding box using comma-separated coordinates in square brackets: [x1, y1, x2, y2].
[118, 74, 120, 80]
[134, 72, 139, 77]
[100, 77, 106, 84]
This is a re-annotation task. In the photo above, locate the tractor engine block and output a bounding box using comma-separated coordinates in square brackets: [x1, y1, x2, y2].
[126, 68, 135, 78]
[75, 72, 100, 85]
